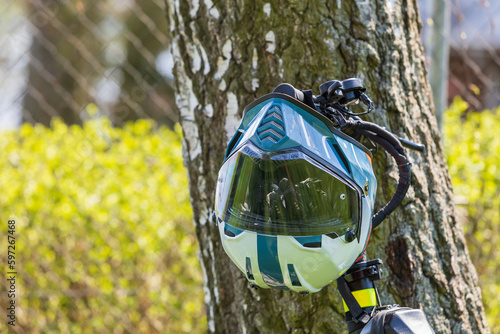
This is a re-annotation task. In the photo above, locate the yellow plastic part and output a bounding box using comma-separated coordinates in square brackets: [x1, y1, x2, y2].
[342, 288, 377, 312]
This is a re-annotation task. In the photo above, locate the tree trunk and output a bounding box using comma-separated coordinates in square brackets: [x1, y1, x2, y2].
[168, 0, 489, 333]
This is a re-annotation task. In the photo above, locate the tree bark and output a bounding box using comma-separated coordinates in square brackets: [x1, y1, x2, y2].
[168, 0, 489, 333]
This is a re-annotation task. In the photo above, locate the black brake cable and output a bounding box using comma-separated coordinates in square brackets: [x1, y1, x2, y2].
[341, 119, 411, 229]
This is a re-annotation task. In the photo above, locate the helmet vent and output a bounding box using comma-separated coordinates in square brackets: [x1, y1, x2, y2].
[258, 105, 285, 143]
[287, 264, 302, 287]
[303, 241, 322, 248]
[246, 257, 255, 281]
[331, 142, 351, 173]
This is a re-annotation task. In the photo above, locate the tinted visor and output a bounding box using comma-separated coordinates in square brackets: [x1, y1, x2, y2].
[216, 144, 360, 236]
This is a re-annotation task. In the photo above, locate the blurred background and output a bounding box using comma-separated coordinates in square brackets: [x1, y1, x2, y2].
[0, 0, 498, 333]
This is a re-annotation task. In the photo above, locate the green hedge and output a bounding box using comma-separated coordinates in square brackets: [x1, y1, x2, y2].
[444, 98, 500, 332]
[0, 118, 206, 333]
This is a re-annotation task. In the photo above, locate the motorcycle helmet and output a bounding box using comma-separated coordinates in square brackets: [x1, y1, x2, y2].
[214, 84, 377, 293]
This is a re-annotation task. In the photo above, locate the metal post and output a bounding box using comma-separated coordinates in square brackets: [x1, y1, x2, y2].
[428, 0, 451, 130]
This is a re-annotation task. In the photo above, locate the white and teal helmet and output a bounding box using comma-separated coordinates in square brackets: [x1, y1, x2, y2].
[215, 89, 377, 293]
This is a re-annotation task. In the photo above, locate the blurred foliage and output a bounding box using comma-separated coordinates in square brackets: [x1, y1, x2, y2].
[444, 98, 500, 332]
[0, 115, 206, 333]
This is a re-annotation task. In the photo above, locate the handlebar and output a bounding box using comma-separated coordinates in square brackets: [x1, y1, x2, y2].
[311, 78, 424, 229]
[277, 78, 424, 230]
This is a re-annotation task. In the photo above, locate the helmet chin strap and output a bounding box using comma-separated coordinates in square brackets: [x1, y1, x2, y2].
[337, 259, 383, 332]
[337, 276, 372, 325]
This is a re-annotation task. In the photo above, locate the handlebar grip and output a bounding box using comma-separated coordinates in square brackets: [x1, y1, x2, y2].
[273, 83, 304, 102]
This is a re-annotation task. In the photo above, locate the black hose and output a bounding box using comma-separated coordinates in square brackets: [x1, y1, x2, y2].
[342, 120, 411, 229]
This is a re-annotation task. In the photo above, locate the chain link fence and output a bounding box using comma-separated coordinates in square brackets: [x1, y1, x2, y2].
[1, 1, 499, 129]
[449, 0, 500, 110]
[420, 0, 500, 111]
[0, 0, 176, 131]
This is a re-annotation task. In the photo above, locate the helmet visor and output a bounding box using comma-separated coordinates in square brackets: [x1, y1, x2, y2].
[216, 144, 360, 236]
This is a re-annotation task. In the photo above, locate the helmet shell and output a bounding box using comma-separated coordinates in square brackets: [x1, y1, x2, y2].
[215, 93, 377, 292]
